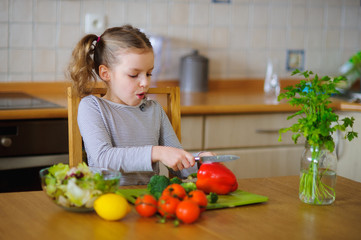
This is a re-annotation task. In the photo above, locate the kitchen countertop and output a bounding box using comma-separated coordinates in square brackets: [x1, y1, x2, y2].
[1, 176, 360, 240]
[0, 81, 360, 120]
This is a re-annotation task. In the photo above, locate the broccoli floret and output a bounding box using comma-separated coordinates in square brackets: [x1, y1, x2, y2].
[147, 175, 170, 199]
[170, 177, 182, 184]
[207, 192, 218, 203]
[181, 182, 197, 193]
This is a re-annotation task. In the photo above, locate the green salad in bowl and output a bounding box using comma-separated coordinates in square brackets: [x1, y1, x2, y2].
[39, 163, 121, 211]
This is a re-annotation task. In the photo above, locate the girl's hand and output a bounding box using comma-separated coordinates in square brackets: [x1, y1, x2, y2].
[151, 146, 196, 171]
[198, 151, 216, 157]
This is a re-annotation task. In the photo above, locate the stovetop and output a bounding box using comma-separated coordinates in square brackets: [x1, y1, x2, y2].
[0, 92, 61, 110]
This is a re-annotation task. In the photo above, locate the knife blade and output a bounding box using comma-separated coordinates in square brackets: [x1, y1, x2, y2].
[194, 155, 240, 163]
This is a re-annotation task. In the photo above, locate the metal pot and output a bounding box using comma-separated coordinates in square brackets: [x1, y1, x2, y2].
[180, 50, 209, 92]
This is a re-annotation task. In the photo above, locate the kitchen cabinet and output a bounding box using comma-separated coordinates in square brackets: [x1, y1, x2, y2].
[181, 113, 305, 178]
[336, 111, 361, 182]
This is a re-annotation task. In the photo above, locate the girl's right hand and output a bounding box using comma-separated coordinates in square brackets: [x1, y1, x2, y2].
[151, 146, 196, 171]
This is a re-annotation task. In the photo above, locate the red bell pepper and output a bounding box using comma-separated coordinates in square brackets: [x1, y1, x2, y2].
[196, 162, 238, 195]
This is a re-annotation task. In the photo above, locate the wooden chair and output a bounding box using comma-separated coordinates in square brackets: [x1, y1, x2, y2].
[67, 86, 181, 168]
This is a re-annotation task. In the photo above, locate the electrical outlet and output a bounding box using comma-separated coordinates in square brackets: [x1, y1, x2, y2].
[286, 49, 305, 71]
[85, 13, 106, 34]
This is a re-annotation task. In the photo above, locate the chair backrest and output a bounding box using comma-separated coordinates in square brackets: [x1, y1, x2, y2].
[67, 86, 181, 168]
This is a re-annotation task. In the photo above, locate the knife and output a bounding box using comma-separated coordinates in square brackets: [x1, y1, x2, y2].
[194, 155, 240, 163]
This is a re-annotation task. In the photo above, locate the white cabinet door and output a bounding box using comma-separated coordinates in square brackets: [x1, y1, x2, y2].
[204, 113, 304, 149]
[336, 111, 361, 182]
[213, 146, 304, 179]
[181, 116, 203, 151]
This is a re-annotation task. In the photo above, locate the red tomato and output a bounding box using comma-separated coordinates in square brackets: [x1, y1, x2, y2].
[162, 183, 187, 200]
[134, 194, 158, 217]
[158, 195, 181, 219]
[185, 190, 208, 212]
[176, 200, 200, 224]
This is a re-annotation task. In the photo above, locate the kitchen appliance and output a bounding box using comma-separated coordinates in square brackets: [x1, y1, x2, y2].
[180, 50, 209, 92]
[0, 93, 68, 192]
[194, 155, 240, 163]
[0, 92, 62, 110]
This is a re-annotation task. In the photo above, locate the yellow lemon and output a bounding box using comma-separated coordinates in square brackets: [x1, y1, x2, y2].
[94, 193, 130, 221]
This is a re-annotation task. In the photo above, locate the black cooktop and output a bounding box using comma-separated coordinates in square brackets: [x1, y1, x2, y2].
[0, 92, 61, 110]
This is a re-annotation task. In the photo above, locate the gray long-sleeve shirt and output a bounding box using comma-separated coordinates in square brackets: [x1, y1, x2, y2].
[78, 95, 196, 185]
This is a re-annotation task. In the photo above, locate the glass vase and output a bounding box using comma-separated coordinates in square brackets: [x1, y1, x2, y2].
[299, 143, 337, 205]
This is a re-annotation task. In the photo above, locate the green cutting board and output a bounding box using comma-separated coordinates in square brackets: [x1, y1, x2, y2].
[116, 189, 268, 210]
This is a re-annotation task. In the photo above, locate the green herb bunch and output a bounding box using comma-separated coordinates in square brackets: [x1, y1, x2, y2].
[278, 69, 358, 151]
[278, 69, 358, 204]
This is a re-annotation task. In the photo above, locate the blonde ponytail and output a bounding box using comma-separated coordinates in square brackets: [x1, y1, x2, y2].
[67, 34, 98, 97]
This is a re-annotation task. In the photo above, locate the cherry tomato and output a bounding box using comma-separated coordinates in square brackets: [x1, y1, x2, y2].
[158, 195, 181, 219]
[176, 200, 200, 224]
[162, 183, 187, 200]
[185, 190, 208, 212]
[134, 194, 158, 217]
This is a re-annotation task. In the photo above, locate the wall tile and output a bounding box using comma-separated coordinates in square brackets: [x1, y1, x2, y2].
[210, 27, 229, 49]
[208, 50, 228, 78]
[344, 6, 359, 28]
[58, 24, 82, 48]
[228, 50, 248, 78]
[126, 1, 148, 26]
[57, 48, 71, 75]
[288, 27, 305, 49]
[35, 0, 57, 23]
[150, 2, 168, 26]
[229, 27, 249, 49]
[325, 29, 340, 48]
[34, 24, 56, 48]
[168, 26, 189, 49]
[231, 4, 249, 27]
[247, 50, 267, 78]
[307, 6, 325, 28]
[60, 0, 80, 24]
[306, 28, 324, 49]
[250, 27, 268, 49]
[252, 4, 269, 28]
[10, 0, 32, 22]
[10, 23, 32, 47]
[170, 2, 189, 26]
[211, 3, 230, 26]
[269, 28, 286, 50]
[0, 49, 8, 73]
[270, 4, 287, 27]
[191, 2, 209, 26]
[1, 0, 361, 82]
[8, 73, 32, 82]
[9, 49, 31, 73]
[327, 5, 342, 28]
[106, 1, 125, 25]
[289, 5, 306, 27]
[0, 23, 8, 47]
[190, 26, 209, 50]
[0, 0, 9, 22]
[343, 29, 359, 51]
[33, 49, 55, 73]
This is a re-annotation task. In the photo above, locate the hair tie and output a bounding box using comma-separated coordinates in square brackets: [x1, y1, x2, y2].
[97, 36, 101, 42]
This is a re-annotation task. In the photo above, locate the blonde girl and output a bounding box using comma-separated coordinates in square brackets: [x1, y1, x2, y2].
[68, 25, 213, 185]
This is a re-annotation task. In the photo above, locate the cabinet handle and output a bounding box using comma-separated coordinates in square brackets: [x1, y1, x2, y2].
[1, 137, 12, 147]
[255, 129, 280, 134]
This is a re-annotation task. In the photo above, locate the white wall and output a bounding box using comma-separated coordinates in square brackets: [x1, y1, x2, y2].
[0, 0, 360, 82]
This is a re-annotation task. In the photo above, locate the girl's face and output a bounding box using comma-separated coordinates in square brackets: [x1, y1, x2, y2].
[102, 49, 154, 106]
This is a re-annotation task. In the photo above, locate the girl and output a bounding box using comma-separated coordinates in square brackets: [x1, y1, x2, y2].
[67, 25, 213, 185]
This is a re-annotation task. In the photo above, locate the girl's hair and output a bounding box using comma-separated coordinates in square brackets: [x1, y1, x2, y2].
[67, 25, 153, 96]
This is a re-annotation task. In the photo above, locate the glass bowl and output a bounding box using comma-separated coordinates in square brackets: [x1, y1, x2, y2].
[39, 165, 121, 212]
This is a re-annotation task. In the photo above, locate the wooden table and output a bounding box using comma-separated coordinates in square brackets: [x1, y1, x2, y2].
[1, 176, 361, 240]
